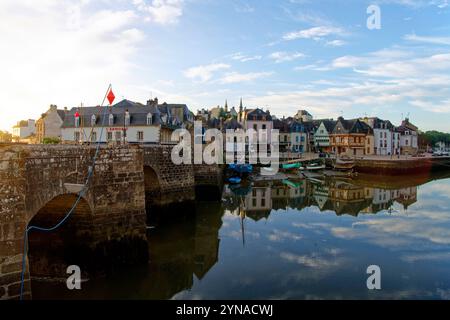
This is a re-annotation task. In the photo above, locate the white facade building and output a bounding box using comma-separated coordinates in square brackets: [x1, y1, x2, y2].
[362, 117, 396, 156]
[239, 108, 274, 147]
[12, 119, 35, 141]
[61, 99, 192, 144]
[313, 120, 336, 152]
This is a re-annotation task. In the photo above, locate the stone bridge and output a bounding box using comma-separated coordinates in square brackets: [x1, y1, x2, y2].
[0, 143, 222, 299]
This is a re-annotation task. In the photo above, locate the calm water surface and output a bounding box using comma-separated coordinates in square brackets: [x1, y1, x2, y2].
[31, 173, 450, 300]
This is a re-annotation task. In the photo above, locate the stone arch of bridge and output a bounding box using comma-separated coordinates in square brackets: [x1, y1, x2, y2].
[26, 193, 94, 289]
[144, 165, 162, 207]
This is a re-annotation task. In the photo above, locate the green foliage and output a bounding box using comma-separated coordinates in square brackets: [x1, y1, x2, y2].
[0, 130, 12, 142]
[43, 137, 61, 144]
[422, 131, 450, 146]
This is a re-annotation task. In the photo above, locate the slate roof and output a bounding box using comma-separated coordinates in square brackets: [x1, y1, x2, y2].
[223, 118, 242, 130]
[273, 118, 306, 133]
[397, 118, 418, 132]
[362, 117, 394, 130]
[315, 119, 336, 133]
[61, 99, 190, 128]
[333, 117, 373, 135]
[273, 119, 290, 132]
[245, 108, 273, 121]
[56, 110, 67, 121]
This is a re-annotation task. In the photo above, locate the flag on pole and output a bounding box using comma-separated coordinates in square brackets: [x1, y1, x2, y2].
[107, 87, 115, 105]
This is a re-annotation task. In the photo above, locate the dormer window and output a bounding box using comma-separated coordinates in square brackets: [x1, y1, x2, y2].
[147, 113, 152, 125]
[91, 114, 96, 126]
[109, 114, 114, 126]
[125, 111, 130, 126]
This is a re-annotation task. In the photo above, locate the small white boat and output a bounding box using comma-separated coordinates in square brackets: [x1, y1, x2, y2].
[306, 163, 325, 171]
[261, 167, 275, 175]
[334, 157, 355, 171]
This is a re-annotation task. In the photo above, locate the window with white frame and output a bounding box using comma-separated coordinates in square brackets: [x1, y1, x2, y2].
[109, 114, 114, 126]
[91, 115, 96, 126]
[147, 113, 152, 125]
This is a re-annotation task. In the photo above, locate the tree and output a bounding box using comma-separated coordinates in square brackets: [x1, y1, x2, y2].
[422, 131, 450, 147]
[0, 130, 12, 143]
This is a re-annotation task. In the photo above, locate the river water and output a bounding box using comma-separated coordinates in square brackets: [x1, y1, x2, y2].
[30, 172, 450, 300]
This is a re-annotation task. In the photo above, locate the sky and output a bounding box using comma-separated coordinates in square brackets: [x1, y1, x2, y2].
[1, 0, 450, 132]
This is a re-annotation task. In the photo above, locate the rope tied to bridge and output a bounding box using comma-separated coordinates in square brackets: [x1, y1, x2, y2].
[19, 84, 113, 300]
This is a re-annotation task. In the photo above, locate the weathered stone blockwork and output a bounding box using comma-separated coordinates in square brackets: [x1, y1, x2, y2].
[143, 145, 196, 206]
[193, 164, 224, 200]
[0, 143, 222, 299]
[0, 144, 146, 299]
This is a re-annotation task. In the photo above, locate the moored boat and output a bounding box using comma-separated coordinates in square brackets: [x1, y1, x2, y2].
[281, 162, 302, 170]
[306, 163, 325, 171]
[334, 158, 355, 171]
[261, 167, 276, 175]
[228, 163, 253, 174]
[228, 177, 242, 184]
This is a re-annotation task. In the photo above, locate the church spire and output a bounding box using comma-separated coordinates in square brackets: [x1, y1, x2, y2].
[224, 99, 228, 112]
[238, 97, 243, 123]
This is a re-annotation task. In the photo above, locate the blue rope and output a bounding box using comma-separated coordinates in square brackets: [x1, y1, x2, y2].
[19, 84, 112, 300]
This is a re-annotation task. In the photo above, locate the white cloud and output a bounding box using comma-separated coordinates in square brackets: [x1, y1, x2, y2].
[283, 26, 345, 41]
[404, 33, 450, 45]
[269, 51, 306, 63]
[220, 71, 273, 84]
[326, 39, 347, 47]
[235, 3, 255, 13]
[331, 50, 450, 79]
[294, 64, 331, 71]
[410, 99, 450, 113]
[268, 229, 303, 242]
[280, 251, 344, 268]
[245, 65, 450, 120]
[380, 0, 449, 8]
[183, 63, 230, 82]
[231, 53, 262, 62]
[402, 252, 450, 263]
[0, 0, 146, 130]
[133, 0, 184, 25]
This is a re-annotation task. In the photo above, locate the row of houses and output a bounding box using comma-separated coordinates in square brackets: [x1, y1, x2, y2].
[197, 102, 419, 156]
[11, 97, 419, 156]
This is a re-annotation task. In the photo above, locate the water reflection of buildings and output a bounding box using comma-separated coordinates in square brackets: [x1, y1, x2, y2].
[141, 202, 223, 299]
[224, 178, 418, 220]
